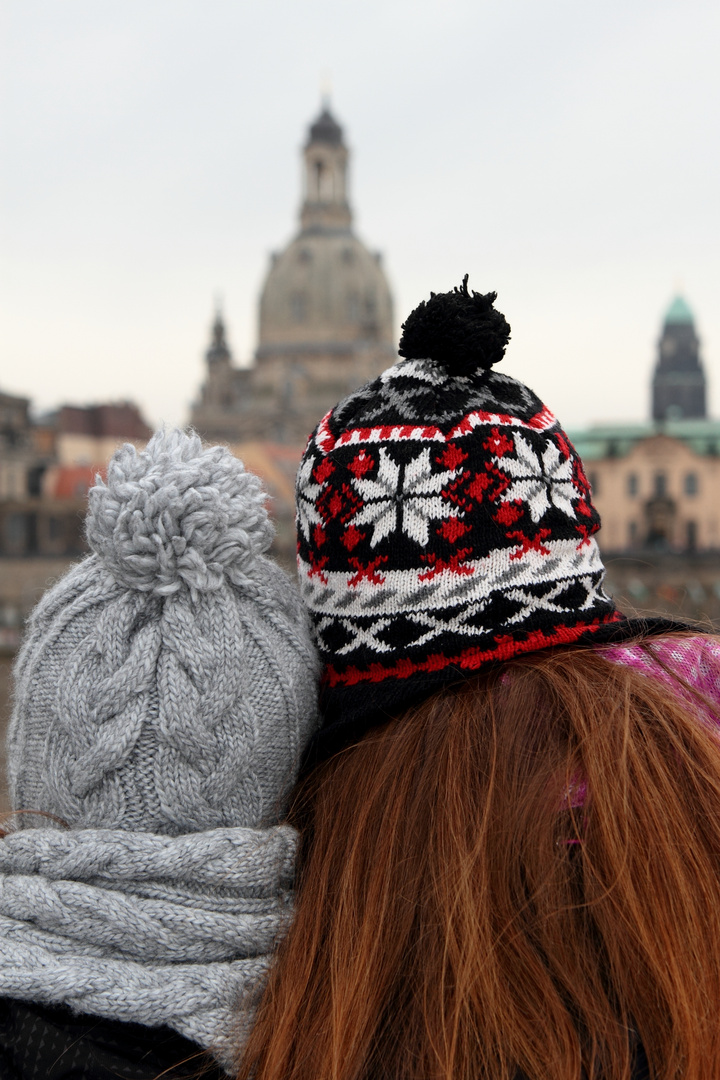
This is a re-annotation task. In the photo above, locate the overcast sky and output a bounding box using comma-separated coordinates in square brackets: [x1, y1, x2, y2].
[1, 0, 718, 432]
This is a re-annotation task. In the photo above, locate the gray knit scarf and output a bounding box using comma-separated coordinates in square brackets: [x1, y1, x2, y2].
[0, 823, 297, 1072]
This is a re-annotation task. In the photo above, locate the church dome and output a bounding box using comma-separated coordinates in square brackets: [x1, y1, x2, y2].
[258, 233, 393, 356]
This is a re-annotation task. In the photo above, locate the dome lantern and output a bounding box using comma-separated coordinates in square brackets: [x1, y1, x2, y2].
[300, 103, 352, 232]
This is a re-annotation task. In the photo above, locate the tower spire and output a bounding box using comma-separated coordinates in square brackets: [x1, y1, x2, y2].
[206, 304, 231, 367]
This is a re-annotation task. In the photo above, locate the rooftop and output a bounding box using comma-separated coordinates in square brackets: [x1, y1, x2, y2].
[307, 105, 344, 146]
[663, 295, 694, 326]
[568, 418, 720, 461]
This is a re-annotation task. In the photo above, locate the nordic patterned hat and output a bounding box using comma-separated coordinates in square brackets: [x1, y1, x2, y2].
[296, 278, 681, 765]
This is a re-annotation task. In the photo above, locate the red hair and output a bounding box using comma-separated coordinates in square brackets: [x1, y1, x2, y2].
[238, 642, 720, 1079]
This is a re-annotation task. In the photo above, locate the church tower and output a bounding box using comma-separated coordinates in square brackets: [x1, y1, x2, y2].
[190, 309, 251, 443]
[652, 296, 706, 421]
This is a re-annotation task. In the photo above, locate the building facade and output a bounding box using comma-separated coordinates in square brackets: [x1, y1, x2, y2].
[0, 394, 152, 649]
[191, 104, 396, 445]
[576, 427, 720, 553]
[570, 296, 718, 555]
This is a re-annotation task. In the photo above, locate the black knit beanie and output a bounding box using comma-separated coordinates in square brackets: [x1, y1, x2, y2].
[296, 278, 685, 767]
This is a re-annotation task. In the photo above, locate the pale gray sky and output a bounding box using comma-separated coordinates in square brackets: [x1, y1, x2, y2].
[2, 0, 719, 431]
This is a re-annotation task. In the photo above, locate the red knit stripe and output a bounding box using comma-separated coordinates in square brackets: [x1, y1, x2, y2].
[322, 614, 624, 689]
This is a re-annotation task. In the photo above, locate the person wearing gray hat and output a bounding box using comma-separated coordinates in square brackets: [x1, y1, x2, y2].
[0, 429, 320, 1078]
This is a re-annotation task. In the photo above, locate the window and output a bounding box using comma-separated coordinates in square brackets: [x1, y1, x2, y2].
[314, 160, 324, 198]
[627, 473, 638, 497]
[27, 465, 45, 497]
[628, 521, 638, 545]
[654, 472, 667, 497]
[290, 293, 307, 323]
[347, 293, 360, 321]
[48, 516, 63, 542]
[588, 471, 598, 495]
[687, 521, 698, 550]
[4, 513, 25, 549]
[684, 472, 698, 496]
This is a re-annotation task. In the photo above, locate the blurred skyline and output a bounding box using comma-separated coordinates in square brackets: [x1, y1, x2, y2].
[1, 0, 719, 431]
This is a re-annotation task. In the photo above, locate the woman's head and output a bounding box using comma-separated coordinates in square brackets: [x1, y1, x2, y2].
[239, 641, 720, 1080]
[9, 429, 320, 833]
[294, 279, 682, 769]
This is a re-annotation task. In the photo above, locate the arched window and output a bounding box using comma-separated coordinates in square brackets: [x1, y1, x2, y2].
[654, 472, 668, 497]
[314, 160, 324, 199]
[290, 293, 307, 323]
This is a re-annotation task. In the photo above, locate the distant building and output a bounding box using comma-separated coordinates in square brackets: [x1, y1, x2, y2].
[0, 394, 152, 647]
[574, 424, 720, 553]
[652, 296, 706, 421]
[48, 401, 152, 467]
[0, 391, 50, 500]
[570, 296, 719, 556]
[191, 104, 395, 444]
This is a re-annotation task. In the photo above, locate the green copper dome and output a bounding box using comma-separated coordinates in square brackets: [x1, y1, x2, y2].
[663, 295, 694, 326]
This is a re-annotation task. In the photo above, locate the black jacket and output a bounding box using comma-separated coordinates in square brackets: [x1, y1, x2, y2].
[0, 997, 226, 1080]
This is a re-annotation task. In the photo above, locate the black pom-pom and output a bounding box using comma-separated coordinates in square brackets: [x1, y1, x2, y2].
[398, 275, 511, 375]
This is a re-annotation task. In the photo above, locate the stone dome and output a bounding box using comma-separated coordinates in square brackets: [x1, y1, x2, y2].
[258, 231, 394, 357]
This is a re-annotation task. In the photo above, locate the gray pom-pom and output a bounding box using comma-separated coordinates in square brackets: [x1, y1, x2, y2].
[86, 430, 274, 596]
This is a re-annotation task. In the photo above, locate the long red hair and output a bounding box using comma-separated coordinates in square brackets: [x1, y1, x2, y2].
[237, 642, 720, 1079]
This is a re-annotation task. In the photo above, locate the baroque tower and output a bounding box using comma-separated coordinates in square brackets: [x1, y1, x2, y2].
[191, 104, 395, 445]
[652, 296, 706, 421]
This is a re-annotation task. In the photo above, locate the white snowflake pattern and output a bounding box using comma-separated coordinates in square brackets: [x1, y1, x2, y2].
[498, 434, 576, 523]
[351, 447, 456, 548]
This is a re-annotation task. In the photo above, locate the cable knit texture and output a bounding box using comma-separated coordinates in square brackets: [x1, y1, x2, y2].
[0, 826, 296, 1069]
[5, 429, 320, 1071]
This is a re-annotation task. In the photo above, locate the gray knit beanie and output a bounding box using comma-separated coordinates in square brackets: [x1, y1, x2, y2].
[9, 429, 320, 834]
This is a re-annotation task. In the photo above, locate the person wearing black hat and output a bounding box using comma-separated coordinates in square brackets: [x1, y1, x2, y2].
[238, 279, 720, 1080]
